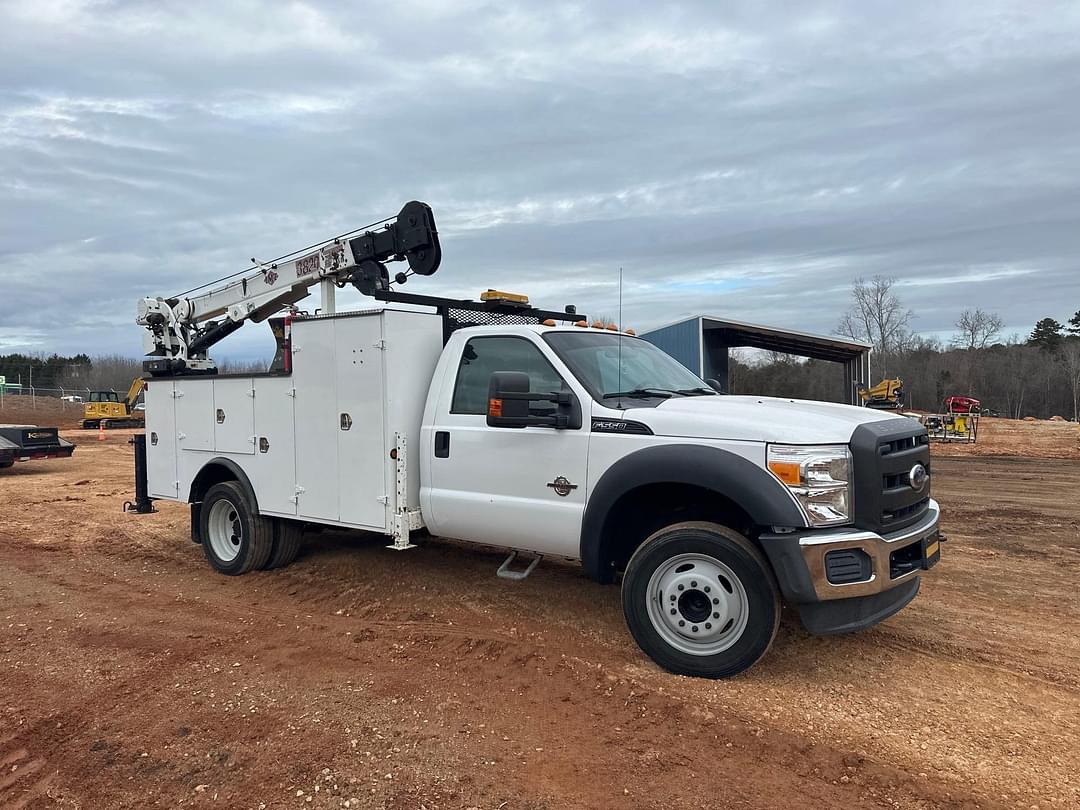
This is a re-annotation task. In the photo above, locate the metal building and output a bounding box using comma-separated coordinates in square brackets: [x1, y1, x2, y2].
[641, 316, 872, 406]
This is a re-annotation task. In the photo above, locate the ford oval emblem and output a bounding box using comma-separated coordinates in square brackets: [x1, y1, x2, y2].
[908, 463, 928, 491]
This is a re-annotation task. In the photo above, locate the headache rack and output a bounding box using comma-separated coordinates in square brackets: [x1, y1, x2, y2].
[371, 289, 582, 343]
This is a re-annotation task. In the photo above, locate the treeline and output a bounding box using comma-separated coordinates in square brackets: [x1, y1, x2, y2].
[0, 352, 90, 389]
[731, 278, 1080, 421]
[731, 339, 1080, 419]
[0, 353, 268, 394]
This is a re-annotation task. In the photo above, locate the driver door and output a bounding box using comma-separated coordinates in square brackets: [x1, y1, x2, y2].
[424, 334, 591, 557]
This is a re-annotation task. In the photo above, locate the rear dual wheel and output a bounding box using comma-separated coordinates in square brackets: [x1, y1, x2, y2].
[622, 522, 780, 678]
[199, 481, 303, 574]
[265, 520, 303, 570]
[200, 482, 273, 575]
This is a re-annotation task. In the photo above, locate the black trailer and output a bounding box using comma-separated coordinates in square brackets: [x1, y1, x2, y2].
[0, 425, 76, 469]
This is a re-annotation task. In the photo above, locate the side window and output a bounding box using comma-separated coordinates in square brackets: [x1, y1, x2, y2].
[451, 337, 566, 415]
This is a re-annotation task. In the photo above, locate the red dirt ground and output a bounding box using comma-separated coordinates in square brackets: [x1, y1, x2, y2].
[1, 422, 1078, 808]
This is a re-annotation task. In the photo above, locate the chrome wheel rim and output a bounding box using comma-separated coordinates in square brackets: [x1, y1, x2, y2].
[207, 498, 243, 563]
[645, 553, 749, 656]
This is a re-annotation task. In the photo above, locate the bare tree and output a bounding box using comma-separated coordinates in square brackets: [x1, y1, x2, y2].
[951, 309, 1004, 394]
[836, 276, 914, 376]
[1060, 339, 1080, 422]
[952, 309, 1004, 350]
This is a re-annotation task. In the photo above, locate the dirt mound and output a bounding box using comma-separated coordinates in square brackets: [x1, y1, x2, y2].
[930, 416, 1080, 460]
[0, 394, 85, 429]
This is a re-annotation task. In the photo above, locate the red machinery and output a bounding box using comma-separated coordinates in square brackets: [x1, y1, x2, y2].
[944, 395, 980, 414]
[923, 396, 980, 443]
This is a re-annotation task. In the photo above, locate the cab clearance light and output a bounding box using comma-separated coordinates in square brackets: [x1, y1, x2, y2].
[568, 319, 633, 333]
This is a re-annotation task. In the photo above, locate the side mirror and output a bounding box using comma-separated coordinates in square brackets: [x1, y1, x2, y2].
[705, 377, 727, 394]
[486, 371, 580, 429]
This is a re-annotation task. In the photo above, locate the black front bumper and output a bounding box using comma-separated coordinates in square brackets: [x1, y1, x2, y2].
[795, 577, 921, 635]
[760, 500, 941, 635]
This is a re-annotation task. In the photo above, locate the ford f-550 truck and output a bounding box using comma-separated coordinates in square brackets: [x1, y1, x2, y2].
[133, 202, 941, 678]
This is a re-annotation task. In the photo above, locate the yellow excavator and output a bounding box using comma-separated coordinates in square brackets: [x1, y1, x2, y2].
[80, 378, 146, 429]
[857, 378, 905, 410]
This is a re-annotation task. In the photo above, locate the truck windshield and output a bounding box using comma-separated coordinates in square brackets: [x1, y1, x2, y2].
[545, 331, 715, 403]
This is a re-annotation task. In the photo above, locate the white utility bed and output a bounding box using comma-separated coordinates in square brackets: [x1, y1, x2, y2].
[145, 308, 444, 533]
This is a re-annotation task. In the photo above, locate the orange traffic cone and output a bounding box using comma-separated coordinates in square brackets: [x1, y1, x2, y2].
[98, 422, 106, 441]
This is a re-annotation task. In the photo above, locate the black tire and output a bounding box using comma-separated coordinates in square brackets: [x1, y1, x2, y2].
[621, 521, 780, 678]
[198, 481, 273, 575]
[263, 519, 304, 570]
[0, 460, 13, 469]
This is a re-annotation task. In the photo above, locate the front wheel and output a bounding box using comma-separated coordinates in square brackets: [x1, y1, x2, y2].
[622, 522, 780, 678]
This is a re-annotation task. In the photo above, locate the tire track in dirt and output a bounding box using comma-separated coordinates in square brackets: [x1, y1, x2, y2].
[0, 738, 55, 809]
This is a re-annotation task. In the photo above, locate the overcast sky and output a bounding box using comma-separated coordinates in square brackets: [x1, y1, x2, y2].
[2, 0, 1079, 361]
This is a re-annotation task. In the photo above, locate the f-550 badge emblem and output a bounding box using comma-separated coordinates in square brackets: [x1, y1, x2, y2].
[546, 476, 578, 497]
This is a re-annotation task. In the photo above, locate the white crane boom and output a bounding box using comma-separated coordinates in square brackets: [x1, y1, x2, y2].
[136, 201, 440, 375]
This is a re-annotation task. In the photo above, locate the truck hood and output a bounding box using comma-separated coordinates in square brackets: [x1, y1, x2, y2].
[633, 395, 912, 445]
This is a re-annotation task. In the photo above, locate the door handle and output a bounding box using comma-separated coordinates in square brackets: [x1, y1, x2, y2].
[434, 431, 450, 458]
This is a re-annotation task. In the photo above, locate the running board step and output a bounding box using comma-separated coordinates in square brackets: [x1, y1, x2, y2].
[496, 551, 541, 581]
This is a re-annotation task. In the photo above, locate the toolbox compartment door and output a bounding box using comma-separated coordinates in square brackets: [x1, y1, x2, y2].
[174, 381, 214, 452]
[213, 378, 256, 455]
[334, 315, 387, 530]
[293, 317, 341, 521]
[145, 380, 178, 498]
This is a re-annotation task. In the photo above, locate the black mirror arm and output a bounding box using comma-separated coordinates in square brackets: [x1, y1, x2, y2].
[494, 389, 568, 404]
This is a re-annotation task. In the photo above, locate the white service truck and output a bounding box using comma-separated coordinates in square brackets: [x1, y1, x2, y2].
[133, 202, 942, 678]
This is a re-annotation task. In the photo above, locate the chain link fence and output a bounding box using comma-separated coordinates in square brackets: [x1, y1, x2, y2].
[0, 385, 114, 411]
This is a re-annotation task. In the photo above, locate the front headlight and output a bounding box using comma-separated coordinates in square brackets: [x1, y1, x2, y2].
[767, 444, 853, 527]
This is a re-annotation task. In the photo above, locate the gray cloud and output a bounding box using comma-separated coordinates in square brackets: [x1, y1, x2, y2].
[1, 0, 1078, 359]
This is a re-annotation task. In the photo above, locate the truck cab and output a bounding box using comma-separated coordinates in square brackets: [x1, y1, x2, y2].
[420, 324, 939, 676]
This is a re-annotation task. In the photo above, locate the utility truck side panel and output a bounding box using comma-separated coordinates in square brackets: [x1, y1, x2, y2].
[146, 309, 443, 533]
